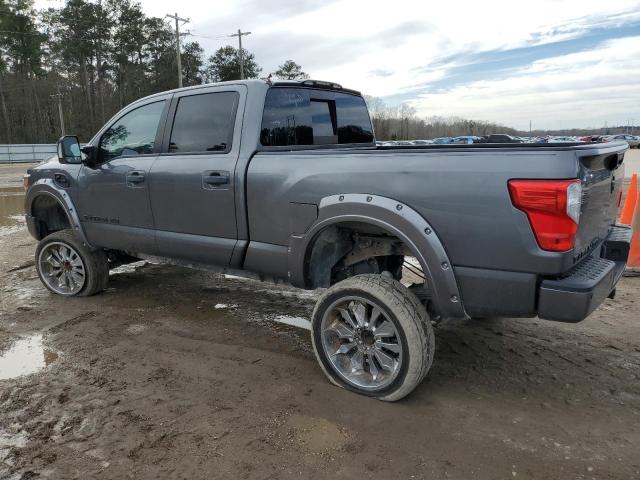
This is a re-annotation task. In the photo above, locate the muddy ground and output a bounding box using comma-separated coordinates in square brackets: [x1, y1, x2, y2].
[1, 160, 639, 480]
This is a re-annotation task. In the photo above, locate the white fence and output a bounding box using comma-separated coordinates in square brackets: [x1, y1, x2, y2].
[0, 144, 57, 164]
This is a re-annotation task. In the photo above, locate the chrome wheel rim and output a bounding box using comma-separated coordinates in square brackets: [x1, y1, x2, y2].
[320, 296, 403, 391]
[38, 242, 86, 295]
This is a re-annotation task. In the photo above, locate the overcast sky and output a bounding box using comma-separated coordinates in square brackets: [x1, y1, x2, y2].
[38, 0, 640, 130]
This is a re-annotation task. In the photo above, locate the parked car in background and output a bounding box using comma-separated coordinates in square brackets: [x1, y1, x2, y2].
[451, 136, 480, 144]
[608, 134, 639, 148]
[476, 134, 522, 143]
[432, 137, 453, 144]
[411, 139, 434, 145]
[548, 136, 581, 143]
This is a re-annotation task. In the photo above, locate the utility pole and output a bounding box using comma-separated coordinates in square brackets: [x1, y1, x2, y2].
[229, 29, 252, 79]
[51, 90, 65, 136]
[166, 12, 190, 88]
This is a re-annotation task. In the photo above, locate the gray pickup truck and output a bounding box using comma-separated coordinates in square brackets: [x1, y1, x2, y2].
[24, 79, 632, 401]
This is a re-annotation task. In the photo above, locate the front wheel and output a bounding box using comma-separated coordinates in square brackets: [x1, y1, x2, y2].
[35, 229, 109, 297]
[311, 274, 434, 402]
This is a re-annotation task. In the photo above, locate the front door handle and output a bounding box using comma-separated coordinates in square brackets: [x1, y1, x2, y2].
[202, 171, 230, 187]
[126, 171, 145, 185]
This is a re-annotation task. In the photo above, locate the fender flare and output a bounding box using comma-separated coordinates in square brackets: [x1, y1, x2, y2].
[25, 179, 91, 246]
[288, 193, 467, 320]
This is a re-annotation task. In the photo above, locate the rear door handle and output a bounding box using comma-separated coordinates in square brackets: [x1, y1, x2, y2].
[126, 170, 145, 185]
[202, 171, 230, 187]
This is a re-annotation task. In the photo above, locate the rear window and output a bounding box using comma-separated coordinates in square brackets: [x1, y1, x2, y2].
[169, 91, 238, 154]
[260, 87, 374, 147]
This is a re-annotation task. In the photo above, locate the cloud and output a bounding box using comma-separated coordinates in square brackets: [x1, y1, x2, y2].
[369, 69, 394, 77]
[410, 36, 640, 130]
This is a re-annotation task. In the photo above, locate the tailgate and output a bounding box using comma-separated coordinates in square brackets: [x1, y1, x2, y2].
[572, 143, 627, 262]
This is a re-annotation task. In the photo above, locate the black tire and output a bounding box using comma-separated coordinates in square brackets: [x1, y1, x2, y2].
[311, 274, 435, 402]
[35, 229, 109, 297]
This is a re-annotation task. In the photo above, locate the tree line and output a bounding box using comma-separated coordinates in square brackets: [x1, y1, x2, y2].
[364, 96, 638, 140]
[0, 0, 309, 144]
[364, 95, 518, 140]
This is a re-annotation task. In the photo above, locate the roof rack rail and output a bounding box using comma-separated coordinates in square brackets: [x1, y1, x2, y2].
[270, 79, 361, 95]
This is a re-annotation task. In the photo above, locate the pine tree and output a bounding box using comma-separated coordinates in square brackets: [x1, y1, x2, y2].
[273, 60, 309, 80]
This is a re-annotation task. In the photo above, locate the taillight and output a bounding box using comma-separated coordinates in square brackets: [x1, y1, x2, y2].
[508, 179, 582, 252]
[23, 174, 31, 191]
[617, 190, 623, 208]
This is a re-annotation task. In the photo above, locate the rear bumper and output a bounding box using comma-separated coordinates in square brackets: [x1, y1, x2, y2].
[537, 225, 632, 322]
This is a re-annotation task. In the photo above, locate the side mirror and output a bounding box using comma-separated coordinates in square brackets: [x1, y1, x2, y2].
[57, 135, 82, 164]
[80, 145, 98, 169]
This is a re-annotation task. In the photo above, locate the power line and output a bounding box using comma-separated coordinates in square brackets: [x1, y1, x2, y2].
[188, 32, 229, 41]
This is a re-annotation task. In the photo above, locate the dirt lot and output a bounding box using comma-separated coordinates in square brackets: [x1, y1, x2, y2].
[1, 160, 640, 480]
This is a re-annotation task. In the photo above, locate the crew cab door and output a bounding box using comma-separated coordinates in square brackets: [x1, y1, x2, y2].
[148, 85, 245, 266]
[77, 96, 170, 253]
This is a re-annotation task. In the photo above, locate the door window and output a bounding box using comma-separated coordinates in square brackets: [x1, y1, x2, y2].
[168, 92, 238, 153]
[99, 101, 165, 162]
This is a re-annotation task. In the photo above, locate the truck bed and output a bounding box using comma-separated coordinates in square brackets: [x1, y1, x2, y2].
[247, 141, 626, 268]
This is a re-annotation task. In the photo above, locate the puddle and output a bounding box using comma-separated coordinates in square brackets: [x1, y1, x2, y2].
[0, 187, 24, 227]
[0, 334, 57, 380]
[271, 315, 311, 330]
[0, 187, 24, 237]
